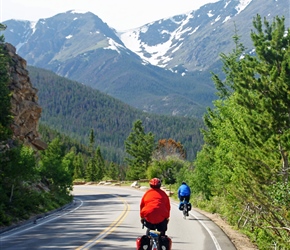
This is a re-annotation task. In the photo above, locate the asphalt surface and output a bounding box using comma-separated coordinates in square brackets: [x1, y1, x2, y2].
[0, 185, 236, 249]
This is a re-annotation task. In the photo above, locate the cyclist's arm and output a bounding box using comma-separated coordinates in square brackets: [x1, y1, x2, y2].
[165, 194, 171, 218]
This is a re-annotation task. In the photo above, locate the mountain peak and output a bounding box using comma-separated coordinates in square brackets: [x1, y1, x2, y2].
[67, 9, 90, 15]
[2, 0, 288, 118]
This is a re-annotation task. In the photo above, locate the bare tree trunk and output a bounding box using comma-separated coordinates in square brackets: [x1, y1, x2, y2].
[9, 184, 14, 202]
[279, 143, 289, 184]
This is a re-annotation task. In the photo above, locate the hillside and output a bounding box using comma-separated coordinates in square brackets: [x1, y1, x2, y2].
[2, 12, 215, 118]
[3, 1, 288, 119]
[121, 0, 288, 72]
[28, 66, 205, 163]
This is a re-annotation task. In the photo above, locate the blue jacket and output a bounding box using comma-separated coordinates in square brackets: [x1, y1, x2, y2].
[178, 184, 191, 198]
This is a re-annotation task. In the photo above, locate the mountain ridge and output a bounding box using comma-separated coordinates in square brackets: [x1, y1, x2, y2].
[2, 0, 288, 118]
[4, 10, 213, 118]
[120, 0, 288, 72]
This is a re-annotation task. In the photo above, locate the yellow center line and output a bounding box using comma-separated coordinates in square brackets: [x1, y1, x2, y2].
[76, 195, 130, 250]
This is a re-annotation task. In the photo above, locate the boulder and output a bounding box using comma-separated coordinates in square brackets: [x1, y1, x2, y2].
[131, 181, 140, 188]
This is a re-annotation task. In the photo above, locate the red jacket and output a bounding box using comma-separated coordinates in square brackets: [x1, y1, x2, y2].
[140, 188, 170, 224]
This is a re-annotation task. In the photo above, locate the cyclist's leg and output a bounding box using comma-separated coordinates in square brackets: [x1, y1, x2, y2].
[179, 196, 185, 211]
[143, 220, 154, 249]
[158, 220, 170, 249]
[156, 219, 168, 236]
[144, 220, 154, 235]
[183, 204, 187, 218]
[182, 198, 187, 218]
[185, 196, 190, 216]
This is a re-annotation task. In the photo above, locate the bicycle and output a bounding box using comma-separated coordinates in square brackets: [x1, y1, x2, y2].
[148, 229, 161, 250]
[137, 223, 170, 250]
[141, 222, 161, 250]
[179, 200, 191, 219]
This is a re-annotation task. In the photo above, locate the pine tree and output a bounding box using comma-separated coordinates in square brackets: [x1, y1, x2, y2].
[94, 146, 104, 181]
[107, 162, 120, 180]
[39, 137, 72, 193]
[124, 120, 155, 180]
[194, 15, 290, 248]
[73, 152, 86, 179]
[89, 128, 95, 156]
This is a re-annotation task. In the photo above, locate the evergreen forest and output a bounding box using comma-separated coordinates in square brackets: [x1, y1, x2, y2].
[1, 14, 290, 249]
[28, 65, 205, 163]
[191, 15, 290, 249]
[0, 25, 73, 228]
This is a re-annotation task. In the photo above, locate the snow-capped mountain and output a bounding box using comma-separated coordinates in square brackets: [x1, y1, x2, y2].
[120, 0, 287, 73]
[3, 10, 215, 118]
[2, 0, 288, 118]
[4, 10, 133, 70]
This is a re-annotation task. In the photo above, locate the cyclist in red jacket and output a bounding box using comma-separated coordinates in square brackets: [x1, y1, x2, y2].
[140, 178, 171, 236]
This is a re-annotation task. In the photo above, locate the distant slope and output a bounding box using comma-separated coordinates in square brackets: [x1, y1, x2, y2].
[3, 10, 216, 118]
[3, 1, 288, 118]
[28, 66, 205, 163]
[120, 0, 288, 72]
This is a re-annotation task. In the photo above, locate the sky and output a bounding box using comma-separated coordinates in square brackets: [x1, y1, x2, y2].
[1, 0, 219, 31]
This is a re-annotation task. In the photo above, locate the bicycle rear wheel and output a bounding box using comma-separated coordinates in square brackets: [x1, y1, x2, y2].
[183, 205, 187, 219]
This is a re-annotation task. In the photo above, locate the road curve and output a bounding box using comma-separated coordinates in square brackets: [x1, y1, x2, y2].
[0, 185, 236, 250]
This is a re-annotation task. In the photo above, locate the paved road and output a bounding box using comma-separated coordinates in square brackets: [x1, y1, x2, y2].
[0, 185, 236, 249]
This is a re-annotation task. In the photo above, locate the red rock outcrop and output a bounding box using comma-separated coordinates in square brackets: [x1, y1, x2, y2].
[5, 43, 47, 150]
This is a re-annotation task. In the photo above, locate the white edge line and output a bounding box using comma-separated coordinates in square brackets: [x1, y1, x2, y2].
[175, 203, 222, 250]
[190, 212, 222, 250]
[1, 198, 83, 240]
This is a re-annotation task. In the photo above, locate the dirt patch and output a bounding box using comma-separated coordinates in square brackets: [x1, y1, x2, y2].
[193, 207, 258, 250]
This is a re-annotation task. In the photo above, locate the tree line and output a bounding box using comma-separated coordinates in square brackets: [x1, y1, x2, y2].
[0, 23, 192, 225]
[190, 15, 290, 249]
[0, 25, 73, 225]
[27, 65, 205, 163]
[1, 14, 289, 249]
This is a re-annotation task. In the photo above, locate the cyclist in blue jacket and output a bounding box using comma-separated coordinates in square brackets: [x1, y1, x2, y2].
[178, 181, 191, 203]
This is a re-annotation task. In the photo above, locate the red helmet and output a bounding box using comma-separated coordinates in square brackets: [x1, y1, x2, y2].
[149, 178, 161, 189]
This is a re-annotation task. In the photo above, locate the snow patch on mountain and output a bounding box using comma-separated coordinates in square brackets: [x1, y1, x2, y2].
[118, 0, 267, 72]
[120, 12, 195, 67]
[15, 42, 26, 52]
[236, 0, 253, 15]
[104, 38, 124, 53]
[223, 16, 231, 23]
[207, 10, 214, 17]
[30, 21, 37, 34]
[188, 26, 200, 35]
[70, 10, 89, 15]
[224, 1, 231, 8]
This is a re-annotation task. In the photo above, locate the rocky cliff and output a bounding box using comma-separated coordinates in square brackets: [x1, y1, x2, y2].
[5, 43, 47, 150]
